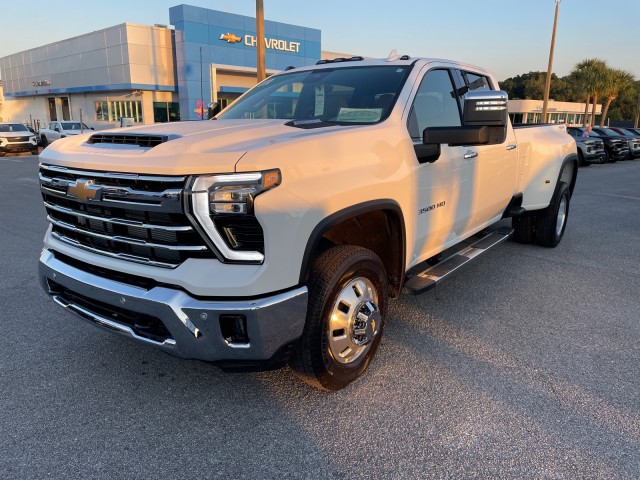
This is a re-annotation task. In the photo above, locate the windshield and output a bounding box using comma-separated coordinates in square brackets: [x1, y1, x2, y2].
[219, 65, 412, 125]
[0, 123, 29, 133]
[61, 122, 87, 130]
[596, 128, 621, 136]
[617, 129, 634, 137]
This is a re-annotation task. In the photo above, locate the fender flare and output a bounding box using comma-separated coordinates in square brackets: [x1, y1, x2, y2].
[298, 199, 406, 293]
[557, 152, 578, 196]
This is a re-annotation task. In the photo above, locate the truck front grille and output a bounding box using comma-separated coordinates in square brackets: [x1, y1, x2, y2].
[7, 136, 32, 143]
[40, 164, 216, 268]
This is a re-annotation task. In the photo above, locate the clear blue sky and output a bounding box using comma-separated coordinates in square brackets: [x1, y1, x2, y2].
[0, 0, 637, 82]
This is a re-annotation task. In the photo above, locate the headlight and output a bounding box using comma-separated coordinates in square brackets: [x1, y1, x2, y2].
[186, 170, 281, 263]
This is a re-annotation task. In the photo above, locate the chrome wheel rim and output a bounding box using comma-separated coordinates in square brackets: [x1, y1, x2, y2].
[556, 196, 567, 238]
[327, 277, 381, 365]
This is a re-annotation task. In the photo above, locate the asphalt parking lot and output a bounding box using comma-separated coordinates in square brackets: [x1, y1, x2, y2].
[1, 154, 638, 479]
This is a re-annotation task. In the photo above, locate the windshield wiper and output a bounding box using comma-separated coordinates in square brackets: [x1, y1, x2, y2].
[284, 119, 340, 129]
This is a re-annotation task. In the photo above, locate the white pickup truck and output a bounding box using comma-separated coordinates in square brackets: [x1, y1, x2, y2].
[40, 121, 94, 147]
[38, 54, 577, 390]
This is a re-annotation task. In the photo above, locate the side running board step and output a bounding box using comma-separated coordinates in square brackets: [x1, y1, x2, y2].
[403, 227, 513, 295]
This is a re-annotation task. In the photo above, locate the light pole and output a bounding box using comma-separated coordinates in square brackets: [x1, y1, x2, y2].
[256, 0, 266, 82]
[541, 0, 561, 124]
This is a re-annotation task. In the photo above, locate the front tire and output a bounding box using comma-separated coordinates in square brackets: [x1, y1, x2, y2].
[535, 182, 570, 248]
[40, 135, 48, 148]
[605, 148, 617, 163]
[578, 150, 590, 167]
[291, 245, 389, 391]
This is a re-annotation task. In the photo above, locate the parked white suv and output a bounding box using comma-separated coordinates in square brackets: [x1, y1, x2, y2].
[40, 121, 93, 146]
[0, 122, 39, 156]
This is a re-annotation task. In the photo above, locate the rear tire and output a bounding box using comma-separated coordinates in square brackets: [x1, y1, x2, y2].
[31, 148, 39, 155]
[534, 182, 570, 248]
[291, 245, 388, 391]
[41, 135, 48, 148]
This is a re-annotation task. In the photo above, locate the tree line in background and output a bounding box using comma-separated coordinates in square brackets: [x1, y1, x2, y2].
[499, 58, 640, 128]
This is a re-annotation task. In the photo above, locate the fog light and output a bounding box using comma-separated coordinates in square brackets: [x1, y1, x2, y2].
[220, 314, 249, 344]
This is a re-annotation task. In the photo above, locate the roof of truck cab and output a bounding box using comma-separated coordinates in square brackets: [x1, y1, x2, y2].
[281, 56, 491, 76]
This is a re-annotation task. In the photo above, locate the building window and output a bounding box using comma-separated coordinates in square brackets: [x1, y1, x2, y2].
[512, 113, 523, 124]
[95, 102, 108, 121]
[153, 102, 180, 123]
[96, 101, 143, 122]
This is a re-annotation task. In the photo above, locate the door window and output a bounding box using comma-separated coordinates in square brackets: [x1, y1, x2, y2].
[408, 69, 461, 139]
[462, 71, 492, 91]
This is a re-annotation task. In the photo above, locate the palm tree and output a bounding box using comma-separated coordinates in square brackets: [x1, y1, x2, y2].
[599, 69, 635, 127]
[570, 59, 608, 127]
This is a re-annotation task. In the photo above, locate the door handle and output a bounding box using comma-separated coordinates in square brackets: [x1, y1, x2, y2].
[464, 150, 478, 159]
[506, 144, 517, 150]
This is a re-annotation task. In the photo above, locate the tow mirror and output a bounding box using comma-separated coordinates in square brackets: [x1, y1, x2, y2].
[418, 90, 509, 163]
[463, 90, 508, 127]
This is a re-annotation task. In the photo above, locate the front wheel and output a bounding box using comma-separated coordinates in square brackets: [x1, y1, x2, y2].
[578, 150, 590, 167]
[291, 245, 389, 391]
[40, 135, 48, 148]
[605, 148, 617, 163]
[535, 182, 570, 248]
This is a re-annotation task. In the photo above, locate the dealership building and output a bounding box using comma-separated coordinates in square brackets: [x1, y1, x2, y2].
[0, 4, 324, 128]
[508, 99, 601, 126]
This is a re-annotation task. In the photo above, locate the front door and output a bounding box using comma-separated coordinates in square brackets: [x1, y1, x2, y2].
[407, 67, 516, 265]
[453, 70, 518, 229]
[408, 68, 476, 263]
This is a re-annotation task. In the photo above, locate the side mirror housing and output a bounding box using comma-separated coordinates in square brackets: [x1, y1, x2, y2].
[463, 90, 508, 127]
[421, 90, 509, 151]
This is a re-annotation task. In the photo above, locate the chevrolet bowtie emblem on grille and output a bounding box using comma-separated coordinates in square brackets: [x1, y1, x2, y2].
[66, 179, 101, 202]
[219, 32, 242, 43]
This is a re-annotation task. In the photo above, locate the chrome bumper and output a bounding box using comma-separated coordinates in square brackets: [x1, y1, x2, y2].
[39, 249, 308, 363]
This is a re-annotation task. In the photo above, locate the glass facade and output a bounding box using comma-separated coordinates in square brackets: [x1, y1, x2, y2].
[95, 101, 143, 123]
[153, 102, 181, 123]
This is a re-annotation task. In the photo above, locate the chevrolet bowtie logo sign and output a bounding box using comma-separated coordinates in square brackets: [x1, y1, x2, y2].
[219, 33, 242, 43]
[219, 32, 302, 52]
[66, 179, 101, 202]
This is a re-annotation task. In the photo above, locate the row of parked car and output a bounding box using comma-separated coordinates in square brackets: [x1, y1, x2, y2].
[567, 126, 640, 166]
[0, 121, 94, 156]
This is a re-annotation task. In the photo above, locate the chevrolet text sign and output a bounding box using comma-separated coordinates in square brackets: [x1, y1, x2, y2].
[220, 33, 301, 53]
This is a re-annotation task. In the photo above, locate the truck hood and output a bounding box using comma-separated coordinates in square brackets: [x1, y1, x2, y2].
[39, 119, 349, 176]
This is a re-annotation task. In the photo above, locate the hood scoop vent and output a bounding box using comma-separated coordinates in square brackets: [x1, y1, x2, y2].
[86, 133, 175, 148]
